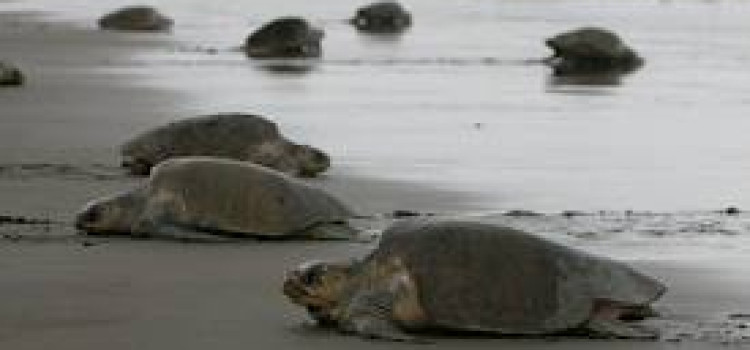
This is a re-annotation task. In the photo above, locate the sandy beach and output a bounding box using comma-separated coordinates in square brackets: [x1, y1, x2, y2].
[2, 5, 750, 350]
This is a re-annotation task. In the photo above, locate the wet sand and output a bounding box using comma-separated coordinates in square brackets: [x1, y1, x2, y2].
[1, 9, 749, 350]
[1, 239, 749, 350]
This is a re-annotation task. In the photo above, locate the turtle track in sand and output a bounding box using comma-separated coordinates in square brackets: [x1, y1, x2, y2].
[0, 163, 128, 181]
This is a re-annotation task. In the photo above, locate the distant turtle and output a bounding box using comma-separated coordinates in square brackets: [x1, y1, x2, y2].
[284, 219, 666, 341]
[545, 27, 643, 75]
[98, 6, 173, 32]
[244, 17, 323, 58]
[120, 113, 330, 177]
[0, 61, 24, 86]
[350, 1, 412, 34]
[76, 157, 355, 241]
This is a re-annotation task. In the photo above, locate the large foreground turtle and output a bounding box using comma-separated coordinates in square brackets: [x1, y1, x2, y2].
[120, 113, 330, 177]
[98, 6, 173, 32]
[76, 157, 355, 241]
[545, 27, 643, 75]
[284, 219, 666, 341]
[244, 17, 323, 59]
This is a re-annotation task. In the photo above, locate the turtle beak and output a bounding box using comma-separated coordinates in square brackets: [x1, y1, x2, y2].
[74, 206, 98, 232]
[282, 270, 309, 302]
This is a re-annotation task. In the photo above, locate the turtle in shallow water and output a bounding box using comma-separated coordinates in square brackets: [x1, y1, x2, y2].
[97, 6, 173, 32]
[76, 157, 355, 241]
[244, 17, 324, 59]
[284, 219, 666, 341]
[120, 113, 330, 177]
[350, 1, 412, 34]
[545, 27, 643, 75]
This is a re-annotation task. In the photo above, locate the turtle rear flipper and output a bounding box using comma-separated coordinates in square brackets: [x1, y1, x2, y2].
[586, 318, 658, 340]
[584, 300, 659, 339]
[618, 304, 660, 321]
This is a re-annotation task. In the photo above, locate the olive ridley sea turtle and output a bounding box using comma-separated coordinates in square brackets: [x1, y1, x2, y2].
[350, 1, 412, 34]
[545, 27, 643, 75]
[244, 17, 323, 59]
[76, 157, 355, 241]
[120, 113, 330, 177]
[97, 6, 173, 32]
[284, 219, 666, 341]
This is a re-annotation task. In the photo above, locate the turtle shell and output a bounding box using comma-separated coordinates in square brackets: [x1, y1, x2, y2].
[98, 6, 173, 32]
[366, 219, 665, 334]
[546, 27, 628, 59]
[121, 113, 282, 172]
[144, 157, 352, 237]
[351, 1, 412, 33]
[244, 17, 323, 58]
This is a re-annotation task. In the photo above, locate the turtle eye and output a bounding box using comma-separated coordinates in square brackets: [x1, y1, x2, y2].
[301, 269, 319, 285]
[300, 264, 327, 286]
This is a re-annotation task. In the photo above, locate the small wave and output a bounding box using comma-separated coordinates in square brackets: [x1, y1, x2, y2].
[90, 52, 545, 69]
[323, 57, 543, 67]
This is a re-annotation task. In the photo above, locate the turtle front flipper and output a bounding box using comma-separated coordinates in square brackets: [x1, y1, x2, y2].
[135, 220, 238, 243]
[132, 203, 237, 243]
[152, 224, 239, 243]
[302, 222, 368, 241]
[342, 290, 428, 343]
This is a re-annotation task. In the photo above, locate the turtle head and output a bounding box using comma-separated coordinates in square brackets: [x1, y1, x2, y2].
[293, 145, 330, 177]
[120, 141, 155, 176]
[121, 155, 153, 176]
[283, 260, 355, 326]
[75, 192, 143, 235]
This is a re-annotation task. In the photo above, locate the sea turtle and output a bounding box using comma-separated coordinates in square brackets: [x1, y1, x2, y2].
[244, 17, 323, 59]
[545, 27, 643, 75]
[284, 219, 666, 341]
[120, 113, 330, 177]
[75, 157, 355, 241]
[0, 61, 24, 87]
[350, 1, 412, 34]
[98, 6, 173, 32]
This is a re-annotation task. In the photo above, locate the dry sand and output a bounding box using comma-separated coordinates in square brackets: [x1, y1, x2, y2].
[1, 9, 749, 350]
